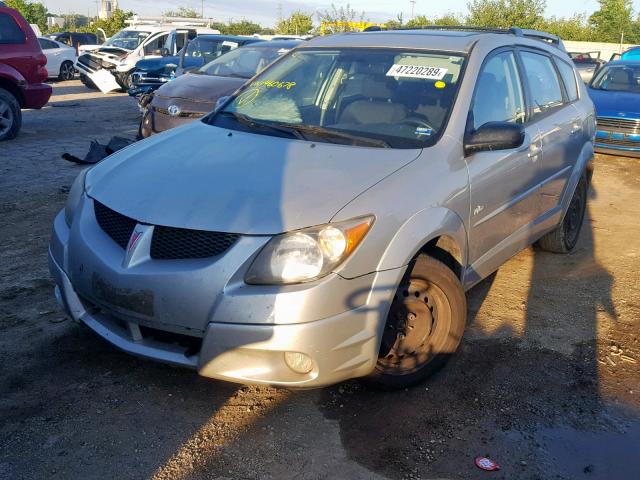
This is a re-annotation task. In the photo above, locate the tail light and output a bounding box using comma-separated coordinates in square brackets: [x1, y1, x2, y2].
[36, 53, 48, 82]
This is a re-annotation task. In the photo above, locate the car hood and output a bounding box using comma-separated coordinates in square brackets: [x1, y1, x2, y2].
[588, 88, 640, 119]
[86, 122, 421, 234]
[135, 56, 180, 73]
[154, 72, 246, 103]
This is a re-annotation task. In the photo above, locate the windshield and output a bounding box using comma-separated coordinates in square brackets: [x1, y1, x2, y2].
[104, 29, 151, 50]
[184, 38, 240, 64]
[200, 45, 291, 79]
[208, 48, 465, 148]
[591, 65, 640, 92]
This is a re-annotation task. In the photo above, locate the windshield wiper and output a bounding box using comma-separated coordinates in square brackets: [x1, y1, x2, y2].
[272, 123, 391, 148]
[218, 111, 304, 139]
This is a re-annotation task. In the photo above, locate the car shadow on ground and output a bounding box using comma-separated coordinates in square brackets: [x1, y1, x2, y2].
[311, 185, 639, 480]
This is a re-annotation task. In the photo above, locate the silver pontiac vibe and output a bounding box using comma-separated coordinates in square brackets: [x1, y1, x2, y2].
[49, 28, 595, 389]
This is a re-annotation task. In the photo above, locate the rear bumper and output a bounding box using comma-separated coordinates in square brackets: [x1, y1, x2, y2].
[21, 83, 52, 109]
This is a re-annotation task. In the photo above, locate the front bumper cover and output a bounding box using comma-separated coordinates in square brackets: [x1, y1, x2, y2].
[49, 205, 404, 387]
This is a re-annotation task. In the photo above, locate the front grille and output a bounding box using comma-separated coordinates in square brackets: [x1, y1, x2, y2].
[93, 201, 137, 249]
[597, 117, 640, 134]
[596, 136, 640, 148]
[94, 201, 239, 259]
[153, 106, 205, 119]
[151, 226, 239, 260]
[77, 54, 101, 72]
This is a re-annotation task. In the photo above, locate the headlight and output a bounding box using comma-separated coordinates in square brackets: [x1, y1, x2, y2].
[64, 168, 89, 227]
[245, 216, 374, 285]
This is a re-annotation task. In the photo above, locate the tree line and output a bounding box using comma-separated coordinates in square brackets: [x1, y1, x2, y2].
[6, 0, 640, 44]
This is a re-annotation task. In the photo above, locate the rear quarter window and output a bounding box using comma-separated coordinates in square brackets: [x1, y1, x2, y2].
[555, 58, 579, 102]
[0, 13, 26, 45]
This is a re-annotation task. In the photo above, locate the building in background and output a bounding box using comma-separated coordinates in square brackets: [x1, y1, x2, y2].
[99, 0, 119, 20]
[47, 16, 64, 29]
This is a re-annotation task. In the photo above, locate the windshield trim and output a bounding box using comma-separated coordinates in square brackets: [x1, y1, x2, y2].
[204, 46, 469, 149]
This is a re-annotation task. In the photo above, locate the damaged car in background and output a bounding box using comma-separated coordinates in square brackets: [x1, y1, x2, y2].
[128, 34, 263, 101]
[75, 22, 219, 93]
[140, 39, 301, 137]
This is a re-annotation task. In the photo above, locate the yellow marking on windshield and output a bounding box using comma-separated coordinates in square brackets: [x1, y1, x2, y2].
[237, 88, 261, 106]
[253, 80, 297, 90]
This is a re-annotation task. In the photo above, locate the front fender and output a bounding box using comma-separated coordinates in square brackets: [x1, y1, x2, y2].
[377, 206, 468, 274]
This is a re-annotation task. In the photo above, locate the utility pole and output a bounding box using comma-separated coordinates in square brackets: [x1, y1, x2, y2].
[201, 0, 204, 18]
[410, 0, 416, 19]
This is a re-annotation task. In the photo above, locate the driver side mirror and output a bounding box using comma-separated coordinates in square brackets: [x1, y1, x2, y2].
[464, 122, 525, 156]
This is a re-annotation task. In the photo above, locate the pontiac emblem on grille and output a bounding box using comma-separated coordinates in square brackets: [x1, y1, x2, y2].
[128, 230, 144, 253]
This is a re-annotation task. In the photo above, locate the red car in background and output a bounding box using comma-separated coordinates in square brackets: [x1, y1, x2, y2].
[0, 0, 51, 140]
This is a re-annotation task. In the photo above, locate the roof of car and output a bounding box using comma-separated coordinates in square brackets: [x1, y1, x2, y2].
[305, 28, 564, 54]
[252, 39, 304, 48]
[606, 60, 640, 66]
[195, 34, 262, 42]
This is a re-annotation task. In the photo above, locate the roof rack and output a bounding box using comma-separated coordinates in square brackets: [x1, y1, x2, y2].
[125, 16, 219, 28]
[363, 25, 566, 51]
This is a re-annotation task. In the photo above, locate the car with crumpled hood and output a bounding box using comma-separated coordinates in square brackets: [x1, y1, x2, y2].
[50, 27, 595, 389]
[140, 39, 301, 137]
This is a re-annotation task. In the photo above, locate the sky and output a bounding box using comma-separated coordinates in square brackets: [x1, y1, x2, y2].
[40, 0, 640, 28]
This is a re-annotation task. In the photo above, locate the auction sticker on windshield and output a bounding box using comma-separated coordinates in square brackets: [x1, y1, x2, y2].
[386, 64, 448, 80]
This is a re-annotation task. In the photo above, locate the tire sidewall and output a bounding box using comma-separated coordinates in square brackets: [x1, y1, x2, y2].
[366, 255, 467, 389]
[562, 174, 588, 251]
[59, 61, 75, 81]
[0, 88, 21, 141]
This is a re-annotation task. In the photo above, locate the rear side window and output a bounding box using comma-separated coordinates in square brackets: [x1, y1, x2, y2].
[555, 58, 579, 102]
[520, 51, 564, 117]
[471, 51, 525, 130]
[0, 13, 26, 44]
[39, 38, 58, 50]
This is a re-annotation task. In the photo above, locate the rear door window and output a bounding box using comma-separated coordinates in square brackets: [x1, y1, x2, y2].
[0, 13, 26, 44]
[555, 58, 579, 102]
[39, 38, 58, 50]
[520, 51, 565, 118]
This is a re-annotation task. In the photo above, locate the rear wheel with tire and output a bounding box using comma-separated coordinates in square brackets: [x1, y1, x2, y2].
[366, 254, 467, 389]
[59, 61, 75, 81]
[0, 88, 21, 141]
[537, 173, 588, 253]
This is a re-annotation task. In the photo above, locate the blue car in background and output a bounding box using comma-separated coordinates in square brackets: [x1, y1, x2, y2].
[589, 60, 640, 157]
[621, 47, 640, 61]
[129, 35, 263, 97]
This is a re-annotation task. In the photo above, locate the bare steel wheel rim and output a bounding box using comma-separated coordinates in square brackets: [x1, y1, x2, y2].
[61, 62, 74, 80]
[377, 277, 452, 376]
[564, 180, 586, 249]
[0, 98, 13, 137]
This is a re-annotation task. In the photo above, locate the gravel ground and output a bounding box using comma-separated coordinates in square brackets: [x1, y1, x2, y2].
[1, 81, 639, 480]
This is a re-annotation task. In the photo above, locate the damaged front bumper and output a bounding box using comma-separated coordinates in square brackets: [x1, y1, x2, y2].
[76, 49, 130, 93]
[48, 199, 403, 387]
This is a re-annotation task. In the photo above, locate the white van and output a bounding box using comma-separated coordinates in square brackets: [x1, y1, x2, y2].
[75, 24, 219, 92]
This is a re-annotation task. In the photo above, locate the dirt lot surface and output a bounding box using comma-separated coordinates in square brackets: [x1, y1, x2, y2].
[1, 81, 639, 480]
